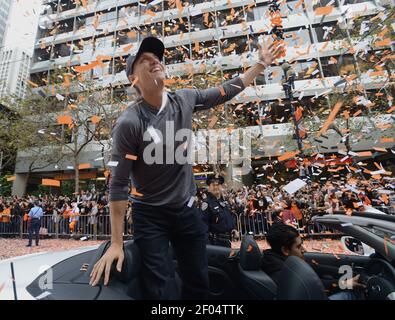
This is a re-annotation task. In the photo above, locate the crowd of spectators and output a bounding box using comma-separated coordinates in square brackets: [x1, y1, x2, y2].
[0, 176, 393, 237]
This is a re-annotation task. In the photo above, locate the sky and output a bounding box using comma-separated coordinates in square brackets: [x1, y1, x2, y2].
[3, 0, 42, 55]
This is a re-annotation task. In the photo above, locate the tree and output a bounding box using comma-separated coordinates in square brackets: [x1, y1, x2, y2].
[31, 67, 125, 194]
[0, 93, 66, 195]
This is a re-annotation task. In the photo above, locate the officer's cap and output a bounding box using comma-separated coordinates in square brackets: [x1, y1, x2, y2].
[206, 174, 224, 186]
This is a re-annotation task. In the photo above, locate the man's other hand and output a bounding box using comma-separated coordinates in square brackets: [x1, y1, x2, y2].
[89, 243, 124, 286]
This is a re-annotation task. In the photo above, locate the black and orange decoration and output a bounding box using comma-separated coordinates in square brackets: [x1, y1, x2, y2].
[268, 1, 286, 59]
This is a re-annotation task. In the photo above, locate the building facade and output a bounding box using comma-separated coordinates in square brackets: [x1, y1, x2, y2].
[11, 0, 395, 195]
[0, 0, 12, 47]
[0, 47, 31, 99]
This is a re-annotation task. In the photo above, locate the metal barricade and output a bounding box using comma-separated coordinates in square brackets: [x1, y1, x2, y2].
[40, 214, 56, 236]
[0, 213, 117, 239]
[97, 215, 111, 237]
[231, 212, 241, 238]
[0, 215, 22, 236]
[239, 212, 270, 239]
[124, 215, 133, 237]
[75, 215, 91, 237]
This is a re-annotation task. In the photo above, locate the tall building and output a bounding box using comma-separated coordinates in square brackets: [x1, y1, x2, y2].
[0, 0, 12, 47]
[0, 47, 31, 99]
[12, 0, 395, 195]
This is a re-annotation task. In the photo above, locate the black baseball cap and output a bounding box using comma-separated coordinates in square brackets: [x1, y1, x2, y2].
[125, 37, 165, 77]
[206, 175, 225, 186]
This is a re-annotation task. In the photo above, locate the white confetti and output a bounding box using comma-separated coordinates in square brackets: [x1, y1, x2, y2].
[56, 93, 65, 101]
[107, 161, 119, 167]
[187, 196, 195, 208]
[282, 178, 307, 195]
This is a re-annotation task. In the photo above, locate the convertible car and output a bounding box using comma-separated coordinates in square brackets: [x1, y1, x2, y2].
[0, 211, 394, 300]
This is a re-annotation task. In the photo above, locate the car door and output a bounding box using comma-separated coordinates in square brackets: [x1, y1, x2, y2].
[304, 252, 371, 290]
[310, 213, 395, 291]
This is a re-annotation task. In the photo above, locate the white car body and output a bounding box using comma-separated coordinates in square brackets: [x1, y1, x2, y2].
[0, 246, 99, 300]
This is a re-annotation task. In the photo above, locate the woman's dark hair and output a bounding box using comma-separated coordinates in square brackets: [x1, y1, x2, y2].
[266, 223, 299, 254]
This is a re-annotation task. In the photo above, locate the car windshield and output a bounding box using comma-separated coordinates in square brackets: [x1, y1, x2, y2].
[361, 225, 395, 242]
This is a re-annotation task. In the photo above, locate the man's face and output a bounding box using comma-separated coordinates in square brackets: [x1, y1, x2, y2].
[282, 236, 306, 260]
[128, 52, 165, 92]
[209, 182, 221, 199]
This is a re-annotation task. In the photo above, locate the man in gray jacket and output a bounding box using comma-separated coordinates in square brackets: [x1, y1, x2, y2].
[90, 36, 283, 299]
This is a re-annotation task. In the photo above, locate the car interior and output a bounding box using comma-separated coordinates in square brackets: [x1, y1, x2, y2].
[26, 214, 395, 300]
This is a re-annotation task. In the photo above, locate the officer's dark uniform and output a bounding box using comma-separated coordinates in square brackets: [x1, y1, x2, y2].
[201, 176, 236, 248]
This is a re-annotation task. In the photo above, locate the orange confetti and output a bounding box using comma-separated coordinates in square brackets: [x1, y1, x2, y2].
[380, 194, 389, 204]
[131, 187, 143, 197]
[374, 38, 392, 47]
[42, 179, 60, 187]
[380, 137, 394, 143]
[314, 6, 333, 16]
[74, 61, 99, 73]
[388, 106, 395, 113]
[57, 115, 73, 125]
[370, 71, 385, 77]
[127, 30, 137, 39]
[78, 163, 91, 170]
[163, 78, 177, 86]
[356, 151, 372, 157]
[6, 176, 16, 182]
[123, 43, 134, 53]
[91, 115, 101, 124]
[316, 102, 342, 137]
[176, 0, 183, 13]
[353, 110, 362, 117]
[145, 9, 156, 17]
[346, 74, 358, 82]
[295, 107, 303, 122]
[26, 79, 39, 88]
[278, 151, 300, 162]
[219, 87, 226, 96]
[125, 154, 137, 160]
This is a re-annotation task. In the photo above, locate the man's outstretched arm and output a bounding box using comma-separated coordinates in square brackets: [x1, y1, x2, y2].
[192, 40, 284, 111]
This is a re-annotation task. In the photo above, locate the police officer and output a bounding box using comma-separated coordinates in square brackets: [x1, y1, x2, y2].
[27, 201, 44, 247]
[201, 175, 239, 248]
